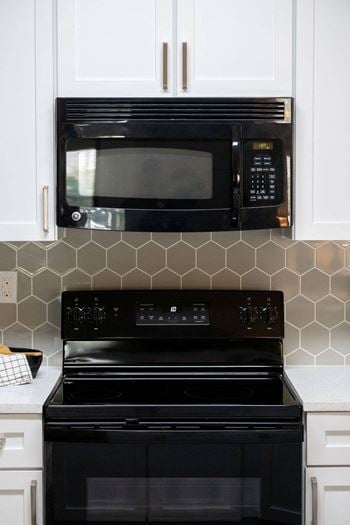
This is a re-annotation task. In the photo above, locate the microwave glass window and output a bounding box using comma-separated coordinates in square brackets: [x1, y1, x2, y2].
[66, 147, 213, 205]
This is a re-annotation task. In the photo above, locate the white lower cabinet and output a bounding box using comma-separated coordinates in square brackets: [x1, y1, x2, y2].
[0, 415, 43, 525]
[305, 467, 350, 525]
[306, 413, 350, 525]
[0, 471, 42, 525]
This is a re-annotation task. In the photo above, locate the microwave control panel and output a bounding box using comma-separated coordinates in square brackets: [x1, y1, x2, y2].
[243, 140, 283, 207]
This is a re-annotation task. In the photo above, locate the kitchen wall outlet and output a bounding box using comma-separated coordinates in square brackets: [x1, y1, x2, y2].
[0, 272, 17, 303]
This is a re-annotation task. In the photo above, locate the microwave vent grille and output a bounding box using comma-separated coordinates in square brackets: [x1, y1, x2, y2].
[63, 99, 290, 123]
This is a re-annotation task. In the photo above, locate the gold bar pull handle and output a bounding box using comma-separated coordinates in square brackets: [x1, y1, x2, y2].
[31, 480, 37, 525]
[182, 42, 188, 91]
[311, 476, 318, 525]
[42, 185, 49, 233]
[162, 42, 168, 91]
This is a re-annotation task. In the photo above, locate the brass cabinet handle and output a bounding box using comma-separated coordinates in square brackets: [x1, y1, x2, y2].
[42, 185, 49, 233]
[31, 480, 37, 525]
[182, 42, 188, 91]
[0, 433, 6, 449]
[162, 42, 168, 91]
[311, 476, 318, 525]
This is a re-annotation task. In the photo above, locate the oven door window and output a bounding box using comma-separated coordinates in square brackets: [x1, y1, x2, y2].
[65, 139, 231, 210]
[46, 432, 301, 525]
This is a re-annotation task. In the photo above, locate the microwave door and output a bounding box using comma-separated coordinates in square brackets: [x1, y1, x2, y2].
[58, 122, 242, 232]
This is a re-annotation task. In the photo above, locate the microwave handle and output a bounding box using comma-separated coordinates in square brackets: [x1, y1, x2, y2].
[232, 141, 241, 226]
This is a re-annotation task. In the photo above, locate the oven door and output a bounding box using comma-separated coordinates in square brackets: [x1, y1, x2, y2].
[57, 122, 241, 231]
[45, 423, 302, 525]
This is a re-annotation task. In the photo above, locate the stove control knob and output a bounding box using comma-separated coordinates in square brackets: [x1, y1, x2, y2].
[92, 306, 106, 323]
[261, 305, 278, 326]
[72, 306, 85, 323]
[240, 305, 258, 325]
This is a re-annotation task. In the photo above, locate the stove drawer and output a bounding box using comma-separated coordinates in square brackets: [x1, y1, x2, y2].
[307, 413, 350, 466]
[0, 415, 42, 469]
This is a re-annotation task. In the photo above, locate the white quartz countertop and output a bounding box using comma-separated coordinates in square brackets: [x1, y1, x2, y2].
[0, 366, 61, 413]
[285, 366, 350, 412]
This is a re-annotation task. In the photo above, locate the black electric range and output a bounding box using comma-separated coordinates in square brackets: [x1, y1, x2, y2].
[44, 290, 303, 525]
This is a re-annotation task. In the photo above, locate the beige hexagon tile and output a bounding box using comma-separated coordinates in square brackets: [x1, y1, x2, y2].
[77, 242, 106, 275]
[227, 242, 254, 275]
[137, 242, 166, 275]
[270, 228, 296, 248]
[62, 228, 91, 248]
[17, 270, 32, 302]
[0, 244, 16, 270]
[317, 241, 344, 274]
[122, 269, 151, 289]
[167, 242, 196, 275]
[347, 302, 350, 322]
[18, 297, 46, 329]
[286, 296, 314, 328]
[285, 349, 315, 365]
[33, 270, 61, 303]
[301, 322, 329, 354]
[304, 240, 327, 248]
[241, 269, 270, 290]
[3, 323, 32, 349]
[182, 269, 210, 289]
[316, 296, 344, 328]
[0, 304, 16, 330]
[151, 233, 181, 248]
[316, 349, 345, 365]
[122, 232, 151, 248]
[92, 269, 121, 290]
[33, 324, 62, 356]
[152, 269, 181, 289]
[181, 232, 211, 248]
[211, 231, 240, 248]
[301, 269, 329, 301]
[197, 242, 225, 275]
[271, 269, 300, 301]
[48, 297, 61, 328]
[17, 243, 46, 276]
[92, 230, 122, 248]
[256, 242, 285, 275]
[47, 242, 76, 275]
[212, 269, 240, 289]
[331, 322, 350, 355]
[286, 242, 315, 275]
[284, 322, 300, 355]
[331, 268, 350, 301]
[47, 350, 63, 367]
[107, 242, 136, 275]
[62, 269, 91, 291]
[346, 246, 350, 268]
[241, 229, 270, 247]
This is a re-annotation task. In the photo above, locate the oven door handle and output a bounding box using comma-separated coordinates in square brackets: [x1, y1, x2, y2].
[45, 425, 303, 444]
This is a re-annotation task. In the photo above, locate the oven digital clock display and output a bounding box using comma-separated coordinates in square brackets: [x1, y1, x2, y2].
[136, 303, 209, 326]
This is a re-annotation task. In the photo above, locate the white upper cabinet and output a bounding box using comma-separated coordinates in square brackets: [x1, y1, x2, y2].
[295, 0, 350, 239]
[0, 0, 55, 241]
[57, 0, 293, 98]
[177, 0, 293, 97]
[57, 0, 174, 96]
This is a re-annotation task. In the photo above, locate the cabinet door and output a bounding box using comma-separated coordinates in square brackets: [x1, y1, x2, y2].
[57, 0, 173, 96]
[0, 471, 42, 525]
[176, 0, 293, 96]
[305, 467, 350, 525]
[295, 0, 350, 239]
[0, 0, 55, 241]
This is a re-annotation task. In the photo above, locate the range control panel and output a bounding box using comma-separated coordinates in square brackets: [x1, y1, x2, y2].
[243, 140, 283, 207]
[61, 290, 284, 339]
[136, 303, 209, 326]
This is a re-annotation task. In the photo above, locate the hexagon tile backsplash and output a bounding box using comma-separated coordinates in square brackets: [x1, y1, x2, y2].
[0, 228, 350, 366]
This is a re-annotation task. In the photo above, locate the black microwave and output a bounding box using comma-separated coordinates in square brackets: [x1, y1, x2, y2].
[57, 98, 292, 232]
